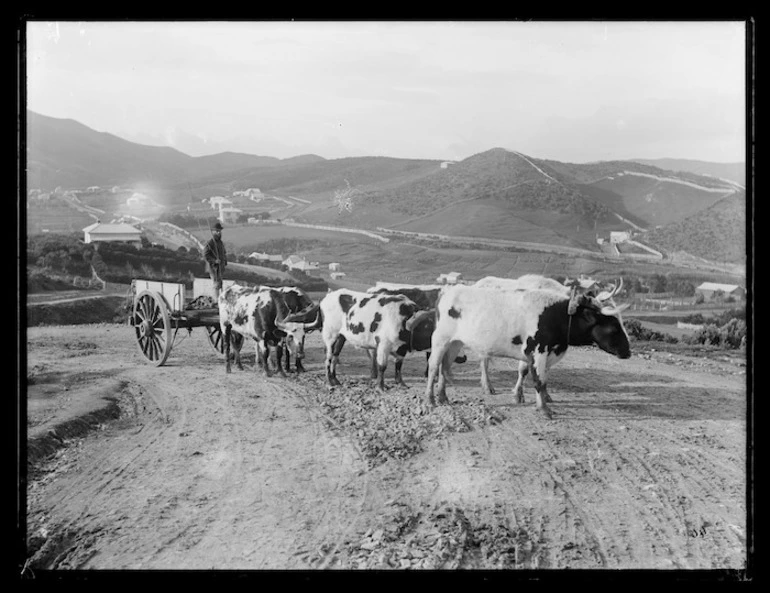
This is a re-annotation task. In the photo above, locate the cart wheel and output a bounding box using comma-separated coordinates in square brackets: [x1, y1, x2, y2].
[133, 290, 172, 366]
[206, 325, 244, 357]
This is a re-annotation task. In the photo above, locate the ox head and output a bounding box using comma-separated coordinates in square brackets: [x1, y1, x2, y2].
[276, 302, 324, 360]
[272, 320, 306, 360]
[570, 279, 631, 359]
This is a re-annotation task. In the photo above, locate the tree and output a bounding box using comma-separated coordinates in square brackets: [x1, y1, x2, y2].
[177, 245, 188, 254]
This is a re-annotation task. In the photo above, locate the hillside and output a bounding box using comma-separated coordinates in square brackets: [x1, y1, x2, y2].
[640, 192, 746, 264]
[25, 113, 746, 268]
[630, 158, 746, 188]
[25, 111, 326, 191]
[360, 148, 613, 223]
[185, 156, 442, 199]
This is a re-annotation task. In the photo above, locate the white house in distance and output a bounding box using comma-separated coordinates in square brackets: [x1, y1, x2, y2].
[436, 271, 463, 284]
[329, 262, 342, 271]
[248, 252, 283, 263]
[610, 231, 631, 244]
[695, 282, 746, 301]
[209, 196, 232, 210]
[233, 188, 263, 199]
[218, 206, 243, 225]
[83, 222, 142, 246]
[283, 255, 319, 272]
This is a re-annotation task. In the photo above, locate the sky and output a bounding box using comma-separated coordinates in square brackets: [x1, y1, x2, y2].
[24, 20, 748, 163]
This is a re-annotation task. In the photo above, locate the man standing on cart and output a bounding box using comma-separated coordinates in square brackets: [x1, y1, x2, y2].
[204, 220, 227, 299]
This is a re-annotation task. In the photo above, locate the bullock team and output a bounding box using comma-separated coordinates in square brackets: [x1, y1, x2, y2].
[217, 274, 631, 417]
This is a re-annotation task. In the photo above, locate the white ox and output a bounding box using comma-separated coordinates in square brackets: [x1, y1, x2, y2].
[425, 284, 631, 418]
[471, 274, 621, 395]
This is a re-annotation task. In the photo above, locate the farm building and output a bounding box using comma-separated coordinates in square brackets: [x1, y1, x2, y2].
[209, 196, 232, 209]
[695, 282, 746, 301]
[610, 231, 630, 244]
[436, 271, 463, 284]
[248, 252, 283, 263]
[218, 206, 243, 225]
[83, 222, 142, 246]
[126, 193, 153, 207]
[234, 188, 263, 198]
[330, 272, 347, 280]
[329, 262, 342, 271]
[283, 255, 319, 272]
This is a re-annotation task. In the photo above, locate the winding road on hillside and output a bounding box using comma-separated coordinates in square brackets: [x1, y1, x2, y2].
[24, 324, 748, 572]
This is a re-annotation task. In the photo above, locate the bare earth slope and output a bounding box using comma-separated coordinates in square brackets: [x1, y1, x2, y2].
[23, 325, 748, 572]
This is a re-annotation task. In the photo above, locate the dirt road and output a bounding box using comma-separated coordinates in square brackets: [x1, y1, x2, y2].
[22, 324, 748, 572]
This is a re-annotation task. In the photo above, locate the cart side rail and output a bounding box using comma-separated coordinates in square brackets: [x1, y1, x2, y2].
[131, 280, 186, 314]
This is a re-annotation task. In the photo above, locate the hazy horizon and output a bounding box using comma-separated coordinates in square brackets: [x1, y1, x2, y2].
[25, 21, 748, 164]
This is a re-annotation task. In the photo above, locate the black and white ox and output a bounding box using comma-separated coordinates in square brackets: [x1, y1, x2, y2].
[471, 275, 622, 396]
[284, 288, 421, 390]
[366, 284, 467, 376]
[273, 286, 315, 373]
[425, 283, 631, 417]
[218, 284, 312, 376]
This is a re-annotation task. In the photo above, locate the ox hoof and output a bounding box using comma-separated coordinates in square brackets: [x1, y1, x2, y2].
[513, 391, 525, 404]
[543, 393, 553, 403]
[537, 405, 554, 420]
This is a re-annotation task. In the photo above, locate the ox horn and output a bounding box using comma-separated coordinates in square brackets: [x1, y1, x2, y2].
[276, 302, 322, 332]
[597, 277, 623, 302]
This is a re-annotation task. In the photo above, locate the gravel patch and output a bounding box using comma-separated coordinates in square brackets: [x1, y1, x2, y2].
[302, 375, 505, 468]
[313, 500, 524, 569]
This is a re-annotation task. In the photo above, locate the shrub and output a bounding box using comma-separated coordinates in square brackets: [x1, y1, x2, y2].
[624, 318, 678, 343]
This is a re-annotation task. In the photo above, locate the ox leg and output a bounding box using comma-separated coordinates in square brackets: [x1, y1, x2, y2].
[224, 325, 232, 374]
[228, 331, 243, 371]
[513, 360, 528, 404]
[282, 342, 291, 374]
[480, 357, 495, 395]
[424, 352, 430, 378]
[425, 338, 453, 406]
[368, 349, 379, 379]
[394, 344, 409, 388]
[259, 340, 272, 377]
[325, 334, 344, 386]
[530, 353, 553, 419]
[375, 345, 390, 392]
[425, 337, 450, 406]
[295, 341, 306, 373]
[275, 342, 288, 377]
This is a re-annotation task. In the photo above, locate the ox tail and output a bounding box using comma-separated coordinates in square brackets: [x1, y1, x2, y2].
[405, 308, 435, 332]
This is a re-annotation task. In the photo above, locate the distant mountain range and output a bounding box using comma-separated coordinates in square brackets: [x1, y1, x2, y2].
[25, 111, 325, 190]
[24, 110, 747, 265]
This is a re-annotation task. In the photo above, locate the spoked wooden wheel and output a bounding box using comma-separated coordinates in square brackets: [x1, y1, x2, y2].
[133, 290, 172, 366]
[206, 325, 243, 357]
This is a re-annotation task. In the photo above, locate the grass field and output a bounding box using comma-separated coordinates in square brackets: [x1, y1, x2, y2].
[27, 202, 95, 234]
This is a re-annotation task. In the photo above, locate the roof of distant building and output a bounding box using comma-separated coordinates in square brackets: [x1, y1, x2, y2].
[83, 222, 141, 234]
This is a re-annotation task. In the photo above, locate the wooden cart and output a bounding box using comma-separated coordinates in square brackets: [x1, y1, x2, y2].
[129, 278, 238, 366]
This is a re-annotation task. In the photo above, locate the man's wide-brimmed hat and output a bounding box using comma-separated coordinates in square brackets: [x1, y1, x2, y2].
[211, 221, 224, 231]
